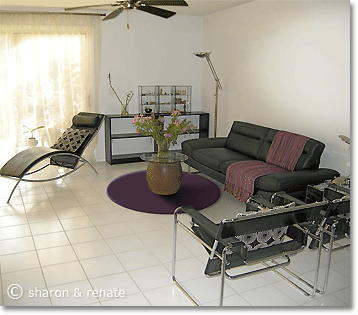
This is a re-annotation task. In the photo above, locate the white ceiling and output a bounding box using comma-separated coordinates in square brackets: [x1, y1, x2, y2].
[0, 0, 253, 16]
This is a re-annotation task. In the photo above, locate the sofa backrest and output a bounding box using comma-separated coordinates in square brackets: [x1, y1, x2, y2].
[226, 121, 325, 170]
[226, 122, 271, 159]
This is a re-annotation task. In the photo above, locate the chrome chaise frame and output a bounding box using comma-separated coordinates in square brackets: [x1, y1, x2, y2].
[2, 151, 98, 203]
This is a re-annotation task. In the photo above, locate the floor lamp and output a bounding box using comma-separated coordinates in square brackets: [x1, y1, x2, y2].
[194, 51, 223, 138]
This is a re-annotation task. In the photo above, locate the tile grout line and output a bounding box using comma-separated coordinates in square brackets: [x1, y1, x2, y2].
[5, 176, 54, 306]
[83, 178, 153, 305]
[45, 172, 102, 306]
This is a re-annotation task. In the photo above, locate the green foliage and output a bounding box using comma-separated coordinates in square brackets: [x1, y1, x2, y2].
[132, 110, 196, 147]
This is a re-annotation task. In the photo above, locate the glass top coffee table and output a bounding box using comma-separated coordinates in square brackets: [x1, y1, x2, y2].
[140, 152, 188, 163]
[140, 152, 188, 195]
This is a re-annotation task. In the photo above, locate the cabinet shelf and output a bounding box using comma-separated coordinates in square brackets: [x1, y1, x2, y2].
[111, 133, 145, 139]
[105, 112, 209, 165]
[111, 129, 201, 140]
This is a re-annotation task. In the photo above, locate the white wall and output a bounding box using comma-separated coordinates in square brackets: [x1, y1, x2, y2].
[96, 12, 203, 161]
[202, 0, 350, 175]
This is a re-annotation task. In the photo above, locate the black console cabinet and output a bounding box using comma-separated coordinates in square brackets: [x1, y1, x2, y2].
[105, 111, 209, 164]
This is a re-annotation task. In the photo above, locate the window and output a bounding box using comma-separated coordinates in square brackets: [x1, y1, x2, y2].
[0, 13, 100, 164]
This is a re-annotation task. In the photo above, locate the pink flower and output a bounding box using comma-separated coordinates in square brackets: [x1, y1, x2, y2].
[174, 119, 181, 126]
[164, 134, 172, 138]
[159, 117, 165, 123]
[182, 127, 189, 132]
[132, 116, 140, 123]
[172, 110, 181, 116]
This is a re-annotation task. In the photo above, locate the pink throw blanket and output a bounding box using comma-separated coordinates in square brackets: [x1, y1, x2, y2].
[224, 161, 287, 203]
[266, 131, 310, 171]
[224, 131, 310, 203]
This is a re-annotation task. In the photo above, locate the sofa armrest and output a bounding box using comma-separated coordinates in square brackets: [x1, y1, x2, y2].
[182, 137, 227, 156]
[255, 168, 340, 192]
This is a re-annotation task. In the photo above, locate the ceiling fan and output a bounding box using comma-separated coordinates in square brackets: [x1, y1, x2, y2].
[65, 0, 189, 21]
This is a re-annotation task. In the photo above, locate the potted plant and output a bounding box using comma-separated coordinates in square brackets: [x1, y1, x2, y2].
[133, 110, 196, 195]
[23, 125, 45, 147]
[132, 110, 195, 159]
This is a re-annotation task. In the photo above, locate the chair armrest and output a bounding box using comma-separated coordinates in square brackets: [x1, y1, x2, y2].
[177, 206, 218, 238]
[182, 137, 227, 156]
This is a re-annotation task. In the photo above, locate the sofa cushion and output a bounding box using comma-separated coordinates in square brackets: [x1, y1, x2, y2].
[182, 137, 227, 156]
[226, 122, 270, 159]
[254, 173, 291, 192]
[192, 148, 252, 172]
[219, 160, 253, 174]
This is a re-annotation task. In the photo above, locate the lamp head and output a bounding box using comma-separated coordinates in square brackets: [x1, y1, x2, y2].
[194, 51, 211, 58]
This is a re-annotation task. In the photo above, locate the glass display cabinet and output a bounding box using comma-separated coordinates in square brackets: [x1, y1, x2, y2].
[139, 85, 192, 114]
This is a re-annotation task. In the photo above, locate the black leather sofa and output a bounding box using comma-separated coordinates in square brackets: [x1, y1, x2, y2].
[182, 121, 340, 200]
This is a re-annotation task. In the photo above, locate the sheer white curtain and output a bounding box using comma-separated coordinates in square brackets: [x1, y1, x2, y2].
[0, 13, 101, 165]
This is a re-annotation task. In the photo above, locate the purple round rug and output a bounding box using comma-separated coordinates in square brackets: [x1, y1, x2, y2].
[106, 171, 220, 214]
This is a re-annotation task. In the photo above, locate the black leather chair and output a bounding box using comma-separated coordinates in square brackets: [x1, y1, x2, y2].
[0, 112, 104, 203]
[172, 199, 328, 306]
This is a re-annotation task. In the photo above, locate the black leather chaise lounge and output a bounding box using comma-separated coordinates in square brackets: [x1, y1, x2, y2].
[0, 112, 104, 203]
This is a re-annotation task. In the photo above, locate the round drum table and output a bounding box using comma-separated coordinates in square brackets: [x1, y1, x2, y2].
[141, 152, 188, 195]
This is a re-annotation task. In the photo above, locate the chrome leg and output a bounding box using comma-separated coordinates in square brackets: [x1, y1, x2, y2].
[263, 260, 321, 297]
[79, 156, 98, 175]
[172, 208, 199, 306]
[172, 211, 178, 281]
[265, 229, 325, 298]
[7, 178, 22, 203]
[310, 228, 324, 297]
[220, 247, 229, 306]
[322, 224, 337, 294]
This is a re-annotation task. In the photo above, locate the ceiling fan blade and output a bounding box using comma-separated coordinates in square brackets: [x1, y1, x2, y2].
[140, 0, 188, 6]
[103, 8, 125, 21]
[65, 4, 116, 11]
[136, 5, 176, 18]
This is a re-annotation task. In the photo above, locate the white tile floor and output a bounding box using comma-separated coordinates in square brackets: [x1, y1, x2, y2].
[0, 161, 351, 307]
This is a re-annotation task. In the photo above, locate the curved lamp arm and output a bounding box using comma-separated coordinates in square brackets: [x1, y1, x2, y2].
[194, 51, 222, 137]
